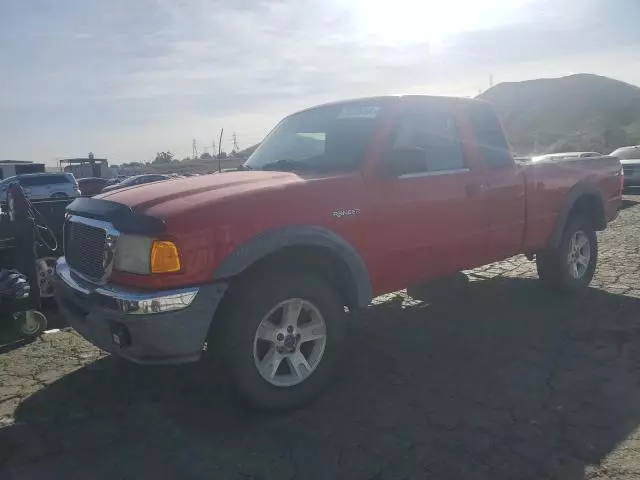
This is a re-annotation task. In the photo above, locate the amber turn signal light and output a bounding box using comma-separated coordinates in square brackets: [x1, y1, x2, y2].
[150, 240, 182, 273]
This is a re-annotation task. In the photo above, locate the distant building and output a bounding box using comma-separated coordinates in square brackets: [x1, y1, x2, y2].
[0, 160, 46, 179]
[59, 157, 110, 179]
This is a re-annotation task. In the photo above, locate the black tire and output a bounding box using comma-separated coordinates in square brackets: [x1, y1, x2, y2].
[218, 271, 346, 410]
[536, 214, 598, 293]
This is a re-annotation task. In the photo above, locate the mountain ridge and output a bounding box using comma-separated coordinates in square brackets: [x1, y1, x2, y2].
[478, 73, 640, 155]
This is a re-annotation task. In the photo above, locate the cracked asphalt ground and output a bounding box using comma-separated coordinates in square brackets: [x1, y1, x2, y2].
[2, 196, 640, 480]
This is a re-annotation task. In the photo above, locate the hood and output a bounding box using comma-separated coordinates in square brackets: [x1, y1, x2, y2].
[96, 170, 305, 217]
[620, 159, 640, 165]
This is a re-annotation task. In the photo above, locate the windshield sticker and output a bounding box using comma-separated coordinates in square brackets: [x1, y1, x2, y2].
[336, 106, 380, 120]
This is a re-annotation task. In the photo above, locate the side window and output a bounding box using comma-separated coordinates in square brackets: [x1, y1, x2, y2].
[392, 105, 465, 173]
[469, 104, 513, 168]
[19, 176, 41, 187]
[50, 175, 70, 184]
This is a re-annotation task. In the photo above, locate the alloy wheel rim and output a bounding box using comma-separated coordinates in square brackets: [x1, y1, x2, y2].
[36, 257, 57, 298]
[567, 231, 591, 279]
[253, 298, 327, 387]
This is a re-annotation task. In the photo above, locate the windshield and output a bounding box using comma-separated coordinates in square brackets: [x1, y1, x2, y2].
[244, 103, 384, 172]
[611, 147, 640, 160]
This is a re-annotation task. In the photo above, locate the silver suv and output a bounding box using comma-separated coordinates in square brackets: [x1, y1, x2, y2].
[0, 173, 80, 200]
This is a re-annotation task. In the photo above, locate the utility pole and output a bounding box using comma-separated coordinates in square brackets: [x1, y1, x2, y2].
[217, 128, 224, 173]
[192, 138, 198, 160]
[489, 73, 494, 88]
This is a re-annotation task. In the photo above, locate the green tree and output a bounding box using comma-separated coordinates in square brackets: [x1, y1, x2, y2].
[153, 151, 174, 164]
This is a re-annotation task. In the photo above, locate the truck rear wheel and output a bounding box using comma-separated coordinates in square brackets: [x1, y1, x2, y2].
[536, 214, 598, 293]
[220, 271, 345, 410]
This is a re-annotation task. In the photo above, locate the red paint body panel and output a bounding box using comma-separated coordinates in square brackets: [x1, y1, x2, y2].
[520, 157, 621, 250]
[99, 96, 622, 296]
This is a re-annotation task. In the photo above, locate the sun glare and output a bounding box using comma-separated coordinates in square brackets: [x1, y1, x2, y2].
[350, 0, 532, 47]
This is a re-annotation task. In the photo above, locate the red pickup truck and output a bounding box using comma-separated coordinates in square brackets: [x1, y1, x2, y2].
[55, 95, 622, 409]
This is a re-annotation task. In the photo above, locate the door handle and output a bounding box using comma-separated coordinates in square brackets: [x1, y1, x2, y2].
[465, 182, 487, 197]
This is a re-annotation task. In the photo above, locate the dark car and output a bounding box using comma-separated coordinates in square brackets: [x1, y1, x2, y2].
[77, 177, 109, 197]
[105, 175, 128, 185]
[100, 174, 170, 193]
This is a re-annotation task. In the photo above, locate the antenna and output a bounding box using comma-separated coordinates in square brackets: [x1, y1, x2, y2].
[232, 132, 240, 153]
[217, 128, 224, 173]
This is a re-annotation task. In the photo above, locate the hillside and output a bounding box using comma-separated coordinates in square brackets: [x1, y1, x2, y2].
[478, 74, 640, 155]
[236, 143, 260, 157]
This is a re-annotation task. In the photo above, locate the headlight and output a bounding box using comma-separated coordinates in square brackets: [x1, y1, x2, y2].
[114, 235, 182, 275]
[114, 235, 153, 274]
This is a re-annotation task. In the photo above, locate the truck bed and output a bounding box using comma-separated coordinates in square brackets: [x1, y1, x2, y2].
[522, 155, 622, 250]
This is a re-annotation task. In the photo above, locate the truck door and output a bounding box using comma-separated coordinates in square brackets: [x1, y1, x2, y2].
[365, 98, 490, 293]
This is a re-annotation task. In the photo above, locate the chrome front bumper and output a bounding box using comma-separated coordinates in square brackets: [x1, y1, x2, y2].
[54, 257, 227, 364]
[55, 258, 199, 315]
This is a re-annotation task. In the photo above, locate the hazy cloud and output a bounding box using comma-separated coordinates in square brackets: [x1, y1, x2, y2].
[1, 0, 639, 162]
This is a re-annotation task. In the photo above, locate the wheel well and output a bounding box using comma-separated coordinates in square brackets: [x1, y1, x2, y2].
[222, 245, 359, 310]
[569, 194, 606, 230]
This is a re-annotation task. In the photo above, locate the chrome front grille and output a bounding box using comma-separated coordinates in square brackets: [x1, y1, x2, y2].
[64, 216, 119, 283]
[623, 165, 635, 176]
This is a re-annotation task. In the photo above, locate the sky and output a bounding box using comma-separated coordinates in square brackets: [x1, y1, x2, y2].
[1, 0, 639, 164]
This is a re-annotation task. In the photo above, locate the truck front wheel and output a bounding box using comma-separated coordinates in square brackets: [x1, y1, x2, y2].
[536, 214, 598, 293]
[220, 271, 345, 410]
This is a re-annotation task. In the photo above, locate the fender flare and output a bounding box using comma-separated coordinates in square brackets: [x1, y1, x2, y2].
[212, 226, 372, 308]
[547, 181, 606, 248]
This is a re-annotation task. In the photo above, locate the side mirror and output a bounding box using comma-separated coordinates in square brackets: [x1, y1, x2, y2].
[380, 148, 426, 178]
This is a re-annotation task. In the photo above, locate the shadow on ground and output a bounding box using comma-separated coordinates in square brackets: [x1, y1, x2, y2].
[2, 277, 640, 480]
[620, 198, 640, 210]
